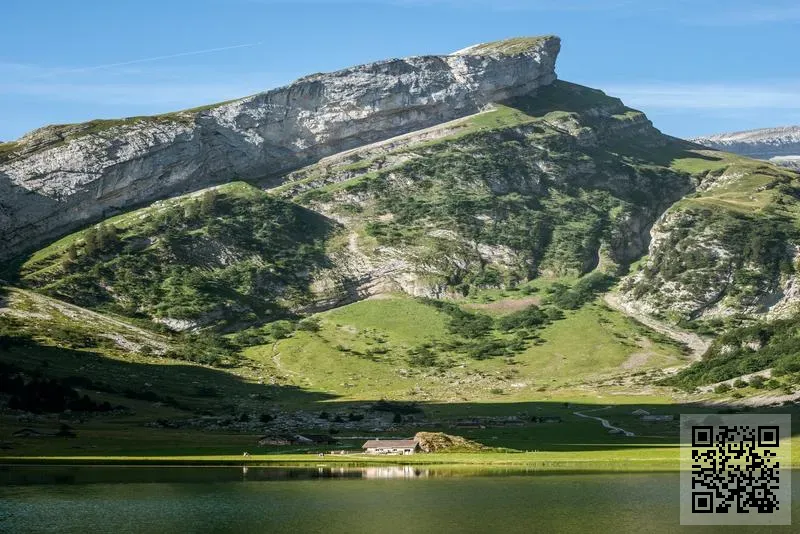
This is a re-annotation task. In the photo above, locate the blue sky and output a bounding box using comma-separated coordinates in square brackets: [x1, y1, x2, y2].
[1, 0, 798, 141]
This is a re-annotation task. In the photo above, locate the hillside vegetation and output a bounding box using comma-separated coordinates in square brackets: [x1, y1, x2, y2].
[3, 78, 800, 435]
[621, 152, 800, 323]
[16, 182, 334, 330]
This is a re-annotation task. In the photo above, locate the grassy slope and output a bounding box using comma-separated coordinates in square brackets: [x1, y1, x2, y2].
[244, 293, 686, 402]
[15, 182, 334, 329]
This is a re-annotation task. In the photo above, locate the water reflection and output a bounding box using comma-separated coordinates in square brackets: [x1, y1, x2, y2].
[3, 471, 797, 533]
[1, 465, 436, 486]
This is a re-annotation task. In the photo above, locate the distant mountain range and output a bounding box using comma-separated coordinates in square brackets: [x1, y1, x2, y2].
[693, 126, 800, 169]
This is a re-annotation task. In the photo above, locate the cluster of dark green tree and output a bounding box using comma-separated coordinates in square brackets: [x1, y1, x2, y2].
[27, 186, 333, 328]
[406, 275, 613, 365]
[0, 363, 116, 414]
[663, 315, 800, 390]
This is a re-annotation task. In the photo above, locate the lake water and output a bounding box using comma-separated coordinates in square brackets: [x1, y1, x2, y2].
[1, 466, 797, 533]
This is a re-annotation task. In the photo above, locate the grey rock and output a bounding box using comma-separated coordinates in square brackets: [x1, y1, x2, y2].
[0, 36, 560, 260]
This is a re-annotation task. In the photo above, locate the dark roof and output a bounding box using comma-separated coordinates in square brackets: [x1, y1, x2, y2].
[362, 439, 418, 449]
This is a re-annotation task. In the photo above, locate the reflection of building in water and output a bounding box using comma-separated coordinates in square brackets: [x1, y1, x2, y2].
[363, 466, 429, 479]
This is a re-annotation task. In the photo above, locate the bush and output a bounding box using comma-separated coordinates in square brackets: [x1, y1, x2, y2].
[749, 375, 766, 389]
[408, 346, 439, 367]
[714, 383, 732, 394]
[766, 379, 782, 389]
[733, 379, 748, 389]
[371, 400, 422, 414]
[266, 320, 295, 340]
[296, 317, 321, 332]
[497, 305, 547, 332]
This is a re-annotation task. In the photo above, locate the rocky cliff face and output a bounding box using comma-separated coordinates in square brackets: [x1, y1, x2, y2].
[618, 152, 800, 324]
[693, 126, 800, 169]
[0, 36, 560, 261]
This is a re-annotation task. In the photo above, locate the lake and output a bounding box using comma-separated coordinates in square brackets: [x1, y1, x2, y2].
[0, 466, 796, 533]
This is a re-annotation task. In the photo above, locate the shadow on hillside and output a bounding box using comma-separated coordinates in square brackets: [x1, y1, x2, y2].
[2, 332, 797, 454]
[304, 398, 800, 453]
[612, 139, 724, 170]
[0, 337, 337, 415]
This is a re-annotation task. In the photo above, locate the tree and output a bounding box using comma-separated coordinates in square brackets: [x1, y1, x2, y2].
[83, 227, 99, 256]
[714, 383, 732, 394]
[97, 223, 119, 250]
[184, 200, 200, 220]
[63, 244, 78, 266]
[200, 190, 218, 216]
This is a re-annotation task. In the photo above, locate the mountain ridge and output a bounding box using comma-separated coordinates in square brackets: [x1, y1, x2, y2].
[0, 36, 560, 262]
[693, 126, 800, 169]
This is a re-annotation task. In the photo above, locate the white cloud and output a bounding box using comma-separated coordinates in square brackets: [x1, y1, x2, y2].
[0, 81, 268, 107]
[683, 3, 800, 25]
[603, 82, 800, 110]
[32, 42, 264, 78]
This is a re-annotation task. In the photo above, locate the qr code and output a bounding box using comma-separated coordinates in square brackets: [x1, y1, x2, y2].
[681, 414, 791, 526]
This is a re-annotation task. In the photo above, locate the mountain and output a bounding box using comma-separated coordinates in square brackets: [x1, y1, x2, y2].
[693, 126, 800, 169]
[0, 36, 559, 261]
[13, 80, 700, 332]
[3, 36, 800, 439]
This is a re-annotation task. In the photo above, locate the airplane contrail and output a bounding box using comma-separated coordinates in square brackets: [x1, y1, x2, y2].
[36, 42, 263, 77]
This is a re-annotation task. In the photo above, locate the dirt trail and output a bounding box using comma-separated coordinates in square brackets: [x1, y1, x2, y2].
[573, 406, 635, 437]
[603, 293, 710, 362]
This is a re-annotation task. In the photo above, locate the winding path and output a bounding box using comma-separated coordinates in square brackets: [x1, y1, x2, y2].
[573, 406, 635, 437]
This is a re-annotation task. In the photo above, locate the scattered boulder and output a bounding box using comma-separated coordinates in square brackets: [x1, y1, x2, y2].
[413, 432, 486, 452]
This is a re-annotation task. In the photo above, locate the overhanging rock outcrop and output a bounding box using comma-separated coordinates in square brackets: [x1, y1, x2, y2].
[0, 36, 560, 260]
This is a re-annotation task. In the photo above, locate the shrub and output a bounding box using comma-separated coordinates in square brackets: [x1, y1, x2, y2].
[408, 347, 439, 367]
[296, 317, 321, 332]
[749, 375, 766, 389]
[497, 305, 547, 332]
[714, 383, 732, 394]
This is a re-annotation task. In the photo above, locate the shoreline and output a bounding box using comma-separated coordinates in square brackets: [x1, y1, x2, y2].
[0, 452, 685, 471]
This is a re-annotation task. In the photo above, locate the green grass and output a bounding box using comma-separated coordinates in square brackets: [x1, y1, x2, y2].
[0, 140, 20, 163]
[243, 294, 687, 401]
[460, 36, 556, 56]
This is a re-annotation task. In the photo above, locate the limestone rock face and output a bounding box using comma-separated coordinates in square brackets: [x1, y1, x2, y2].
[0, 36, 560, 260]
